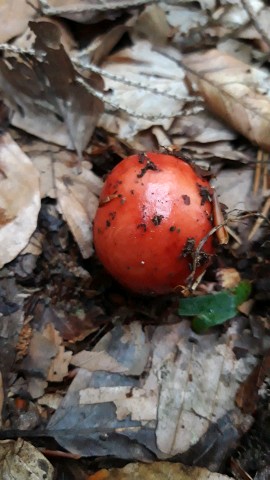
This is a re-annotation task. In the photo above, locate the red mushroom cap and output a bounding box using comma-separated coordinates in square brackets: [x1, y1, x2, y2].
[93, 152, 215, 294]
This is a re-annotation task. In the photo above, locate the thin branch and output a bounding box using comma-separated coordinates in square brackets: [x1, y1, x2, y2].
[248, 196, 270, 240]
[39, 0, 157, 15]
[73, 58, 198, 102]
[75, 76, 187, 120]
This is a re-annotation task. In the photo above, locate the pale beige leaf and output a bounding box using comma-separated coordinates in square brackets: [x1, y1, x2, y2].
[38, 393, 63, 410]
[0, 133, 40, 268]
[183, 49, 270, 151]
[0, 0, 38, 43]
[0, 438, 54, 480]
[212, 168, 254, 212]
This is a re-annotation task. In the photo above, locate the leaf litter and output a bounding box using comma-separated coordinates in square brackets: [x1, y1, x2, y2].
[0, 0, 269, 478]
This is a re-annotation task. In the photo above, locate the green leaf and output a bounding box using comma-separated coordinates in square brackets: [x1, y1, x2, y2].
[178, 280, 251, 333]
[233, 280, 252, 306]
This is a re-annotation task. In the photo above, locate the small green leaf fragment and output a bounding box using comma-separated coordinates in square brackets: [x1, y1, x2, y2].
[178, 280, 251, 333]
[233, 280, 251, 306]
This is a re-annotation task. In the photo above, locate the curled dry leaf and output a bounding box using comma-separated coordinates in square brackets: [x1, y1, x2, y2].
[183, 49, 270, 151]
[0, 133, 40, 268]
[31, 148, 103, 258]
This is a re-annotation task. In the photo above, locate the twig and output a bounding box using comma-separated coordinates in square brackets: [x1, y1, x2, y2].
[262, 151, 269, 194]
[253, 150, 263, 194]
[0, 43, 35, 56]
[225, 226, 242, 245]
[248, 196, 270, 240]
[186, 222, 227, 289]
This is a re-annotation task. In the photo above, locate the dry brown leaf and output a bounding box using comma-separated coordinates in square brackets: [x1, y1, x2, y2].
[56, 176, 98, 258]
[0, 439, 54, 480]
[0, 133, 40, 268]
[0, 21, 104, 155]
[0, 0, 38, 43]
[133, 4, 171, 45]
[14, 17, 77, 54]
[183, 49, 270, 151]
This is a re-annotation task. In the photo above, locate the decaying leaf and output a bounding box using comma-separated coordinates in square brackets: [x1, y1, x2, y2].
[0, 133, 40, 268]
[183, 49, 270, 151]
[0, 438, 54, 480]
[236, 349, 270, 414]
[20, 323, 72, 398]
[0, 278, 25, 396]
[48, 320, 258, 463]
[88, 462, 233, 480]
[72, 322, 150, 375]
